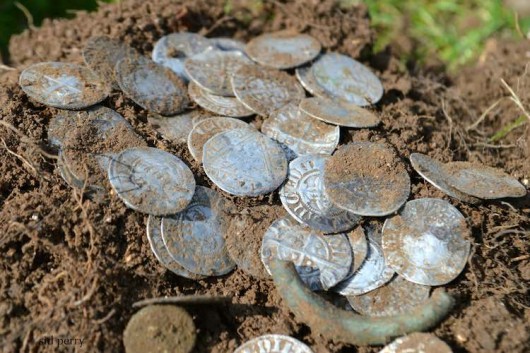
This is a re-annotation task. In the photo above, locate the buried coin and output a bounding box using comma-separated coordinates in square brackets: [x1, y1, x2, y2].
[382, 198, 471, 286]
[161, 186, 235, 277]
[208, 37, 246, 53]
[347, 275, 431, 317]
[203, 128, 288, 196]
[261, 217, 352, 290]
[262, 104, 340, 157]
[188, 117, 249, 163]
[108, 147, 195, 216]
[409, 153, 481, 204]
[299, 97, 381, 128]
[231, 65, 305, 116]
[444, 161, 527, 199]
[188, 81, 254, 117]
[295, 63, 331, 99]
[19, 62, 111, 109]
[146, 216, 204, 280]
[147, 111, 196, 144]
[245, 31, 321, 69]
[312, 52, 384, 106]
[324, 142, 410, 216]
[115, 56, 189, 115]
[348, 226, 369, 274]
[279, 154, 360, 233]
[185, 50, 253, 96]
[379, 333, 452, 353]
[234, 334, 314, 353]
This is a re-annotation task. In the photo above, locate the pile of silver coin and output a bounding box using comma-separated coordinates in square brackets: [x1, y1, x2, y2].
[18, 30, 527, 353]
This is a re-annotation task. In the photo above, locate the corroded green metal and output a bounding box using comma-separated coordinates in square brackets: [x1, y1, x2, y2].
[269, 259, 455, 345]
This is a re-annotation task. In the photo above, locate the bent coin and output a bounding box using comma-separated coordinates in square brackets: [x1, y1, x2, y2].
[234, 334, 314, 353]
[188, 81, 254, 117]
[300, 97, 381, 128]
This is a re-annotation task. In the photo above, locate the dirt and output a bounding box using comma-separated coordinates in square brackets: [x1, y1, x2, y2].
[0, 0, 528, 353]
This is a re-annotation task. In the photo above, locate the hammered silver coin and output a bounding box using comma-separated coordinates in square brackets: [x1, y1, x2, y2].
[324, 142, 410, 216]
[187, 117, 249, 163]
[245, 31, 321, 69]
[347, 275, 430, 317]
[262, 104, 340, 157]
[161, 186, 235, 277]
[382, 198, 471, 286]
[231, 65, 305, 116]
[279, 154, 360, 233]
[261, 217, 352, 290]
[312, 52, 384, 106]
[203, 128, 288, 197]
[444, 161, 527, 199]
[409, 153, 481, 203]
[108, 147, 195, 216]
[57, 151, 85, 189]
[208, 37, 246, 53]
[185, 50, 253, 96]
[147, 111, 195, 144]
[146, 215, 204, 279]
[115, 56, 189, 116]
[348, 226, 369, 275]
[19, 62, 111, 109]
[379, 333, 453, 353]
[234, 334, 314, 353]
[299, 97, 381, 128]
[188, 81, 254, 117]
[295, 63, 331, 99]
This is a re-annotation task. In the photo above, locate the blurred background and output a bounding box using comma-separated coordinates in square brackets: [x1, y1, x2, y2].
[1, 0, 530, 70]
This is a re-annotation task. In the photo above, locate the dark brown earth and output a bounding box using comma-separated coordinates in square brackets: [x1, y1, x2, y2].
[0, 1, 529, 353]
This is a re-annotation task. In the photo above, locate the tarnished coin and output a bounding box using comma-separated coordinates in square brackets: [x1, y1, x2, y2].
[231, 65, 305, 116]
[295, 63, 331, 99]
[203, 128, 288, 196]
[409, 153, 481, 204]
[382, 198, 471, 286]
[379, 333, 453, 353]
[108, 147, 195, 216]
[279, 154, 360, 233]
[262, 104, 340, 157]
[444, 161, 527, 199]
[161, 186, 235, 277]
[300, 97, 381, 128]
[347, 275, 431, 317]
[208, 37, 246, 53]
[188, 117, 249, 163]
[152, 32, 211, 80]
[261, 217, 352, 290]
[147, 111, 194, 144]
[234, 334, 314, 353]
[146, 216, 204, 279]
[324, 142, 410, 216]
[312, 53, 384, 106]
[185, 50, 253, 96]
[333, 230, 394, 296]
[115, 56, 189, 115]
[19, 62, 111, 109]
[245, 31, 321, 69]
[348, 226, 369, 274]
[123, 305, 196, 353]
[57, 151, 85, 189]
[83, 36, 139, 88]
[188, 81, 254, 117]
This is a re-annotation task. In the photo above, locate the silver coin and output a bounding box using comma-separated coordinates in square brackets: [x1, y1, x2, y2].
[203, 128, 288, 196]
[409, 153, 481, 203]
[348, 226, 369, 274]
[262, 104, 340, 157]
[312, 53, 384, 106]
[161, 186, 235, 277]
[147, 111, 195, 144]
[347, 275, 431, 317]
[261, 217, 352, 290]
[231, 65, 305, 116]
[379, 333, 453, 353]
[48, 111, 77, 148]
[299, 97, 381, 128]
[185, 50, 253, 96]
[234, 334, 314, 353]
[108, 147, 195, 215]
[245, 31, 321, 69]
[115, 56, 189, 116]
[152, 32, 211, 80]
[188, 81, 254, 117]
[382, 198, 471, 286]
[19, 62, 111, 110]
[57, 151, 85, 189]
[444, 161, 527, 199]
[279, 154, 360, 233]
[146, 215, 204, 279]
[324, 142, 410, 216]
[208, 37, 246, 53]
[187, 117, 249, 163]
[295, 63, 331, 99]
